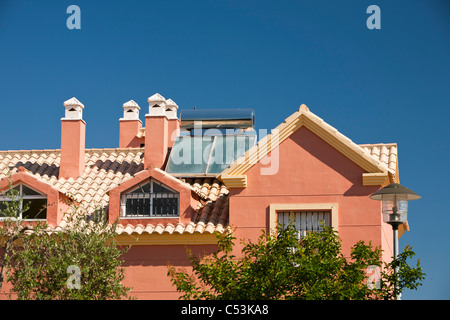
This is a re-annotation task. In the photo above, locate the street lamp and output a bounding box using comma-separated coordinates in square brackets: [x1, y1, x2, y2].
[369, 183, 421, 299]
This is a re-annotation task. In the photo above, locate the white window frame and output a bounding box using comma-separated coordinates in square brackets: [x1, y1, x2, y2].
[121, 179, 180, 218]
[0, 184, 47, 221]
[269, 203, 338, 235]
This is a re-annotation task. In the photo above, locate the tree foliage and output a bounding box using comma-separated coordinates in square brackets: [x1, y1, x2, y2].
[1, 179, 132, 300]
[168, 222, 425, 300]
[0, 178, 36, 291]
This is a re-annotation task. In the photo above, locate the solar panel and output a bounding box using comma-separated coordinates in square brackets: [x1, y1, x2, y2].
[179, 108, 255, 130]
[165, 134, 256, 176]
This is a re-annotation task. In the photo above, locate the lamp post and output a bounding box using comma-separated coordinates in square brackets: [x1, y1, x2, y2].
[369, 183, 421, 300]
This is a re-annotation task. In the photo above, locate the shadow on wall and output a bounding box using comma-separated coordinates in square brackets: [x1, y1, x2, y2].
[291, 127, 379, 197]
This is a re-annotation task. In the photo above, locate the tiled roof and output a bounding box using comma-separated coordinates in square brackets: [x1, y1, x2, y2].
[0, 140, 397, 236]
[0, 148, 145, 211]
[359, 143, 397, 173]
[185, 178, 230, 233]
[0, 148, 229, 235]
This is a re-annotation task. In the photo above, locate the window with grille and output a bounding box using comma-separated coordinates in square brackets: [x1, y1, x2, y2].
[122, 180, 179, 218]
[0, 184, 47, 220]
[278, 211, 331, 239]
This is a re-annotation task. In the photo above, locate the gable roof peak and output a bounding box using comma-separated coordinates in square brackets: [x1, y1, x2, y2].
[219, 104, 394, 187]
[299, 104, 309, 112]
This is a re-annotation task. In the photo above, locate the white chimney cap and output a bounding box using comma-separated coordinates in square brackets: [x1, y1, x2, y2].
[147, 93, 166, 103]
[146, 93, 166, 117]
[120, 99, 141, 121]
[165, 99, 178, 110]
[165, 99, 178, 120]
[63, 97, 84, 108]
[62, 97, 84, 121]
[123, 99, 140, 110]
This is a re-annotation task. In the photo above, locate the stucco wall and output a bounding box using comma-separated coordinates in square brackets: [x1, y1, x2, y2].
[228, 126, 392, 259]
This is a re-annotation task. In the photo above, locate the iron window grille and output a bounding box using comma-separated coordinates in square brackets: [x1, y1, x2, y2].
[122, 180, 179, 218]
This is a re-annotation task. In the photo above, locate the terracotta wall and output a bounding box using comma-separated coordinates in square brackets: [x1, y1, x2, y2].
[121, 244, 218, 299]
[228, 126, 392, 259]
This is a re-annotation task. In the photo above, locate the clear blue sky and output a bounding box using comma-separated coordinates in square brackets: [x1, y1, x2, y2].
[1, 0, 449, 299]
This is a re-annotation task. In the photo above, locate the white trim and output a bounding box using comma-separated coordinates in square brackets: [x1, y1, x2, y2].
[269, 203, 338, 234]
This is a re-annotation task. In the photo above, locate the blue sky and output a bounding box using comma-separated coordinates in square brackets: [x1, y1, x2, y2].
[1, 0, 449, 299]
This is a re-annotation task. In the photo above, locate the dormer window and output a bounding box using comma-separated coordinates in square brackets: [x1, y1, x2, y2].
[122, 180, 179, 218]
[0, 184, 47, 220]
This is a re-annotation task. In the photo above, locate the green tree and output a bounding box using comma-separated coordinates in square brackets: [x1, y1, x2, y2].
[0, 177, 39, 292]
[168, 222, 425, 300]
[1, 179, 132, 300]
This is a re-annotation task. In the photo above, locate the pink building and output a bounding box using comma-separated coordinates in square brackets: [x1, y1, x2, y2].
[0, 94, 404, 299]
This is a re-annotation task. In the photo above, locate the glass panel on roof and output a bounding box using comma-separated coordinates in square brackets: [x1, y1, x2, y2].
[207, 135, 256, 174]
[165, 136, 214, 174]
[166, 133, 256, 175]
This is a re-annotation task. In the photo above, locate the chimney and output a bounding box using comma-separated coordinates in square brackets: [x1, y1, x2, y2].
[119, 100, 143, 148]
[165, 98, 180, 148]
[59, 97, 86, 179]
[144, 93, 168, 169]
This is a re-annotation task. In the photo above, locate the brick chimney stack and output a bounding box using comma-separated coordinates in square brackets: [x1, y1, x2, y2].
[59, 97, 86, 179]
[119, 100, 143, 148]
[144, 93, 168, 169]
[165, 98, 180, 148]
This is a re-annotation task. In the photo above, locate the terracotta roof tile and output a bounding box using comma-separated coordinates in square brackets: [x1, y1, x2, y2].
[0, 148, 229, 236]
[359, 143, 398, 173]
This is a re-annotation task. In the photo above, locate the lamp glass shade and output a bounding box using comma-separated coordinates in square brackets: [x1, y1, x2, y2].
[369, 183, 419, 225]
[382, 200, 408, 224]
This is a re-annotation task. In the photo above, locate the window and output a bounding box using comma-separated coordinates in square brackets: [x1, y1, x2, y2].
[122, 180, 179, 218]
[0, 184, 47, 220]
[269, 203, 338, 235]
[278, 211, 331, 239]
